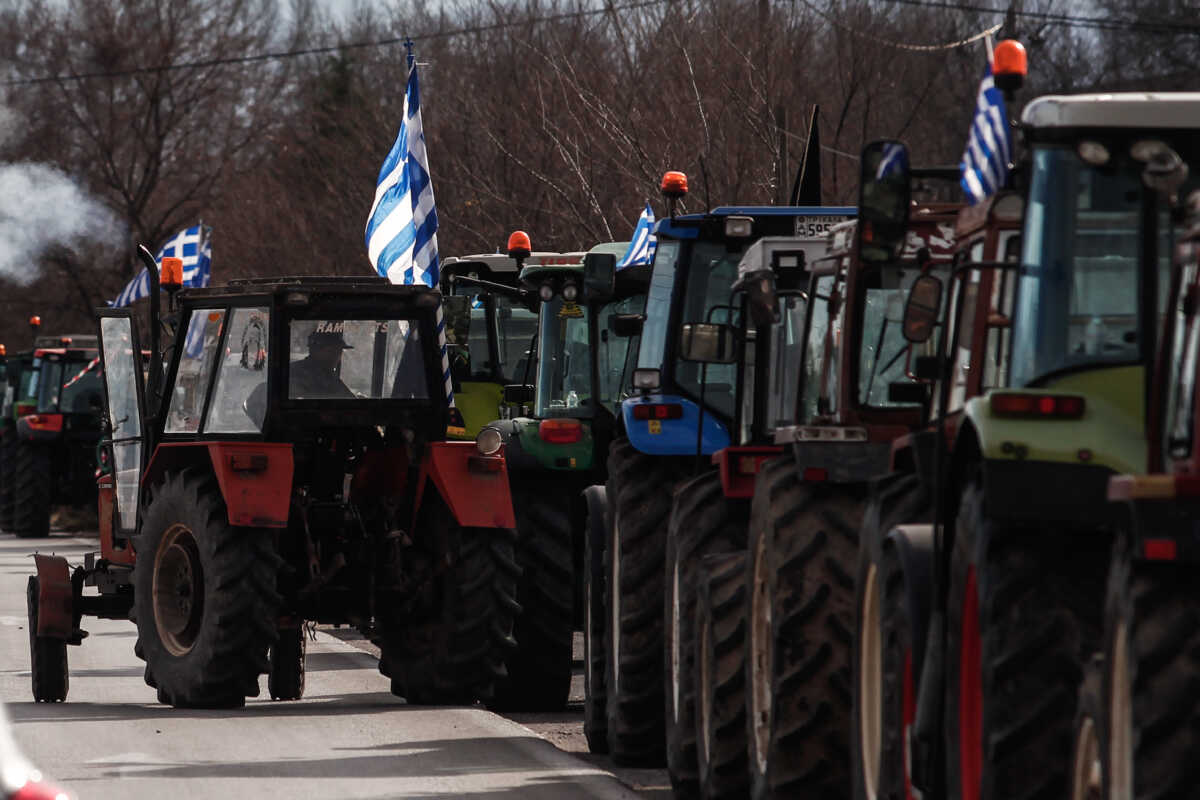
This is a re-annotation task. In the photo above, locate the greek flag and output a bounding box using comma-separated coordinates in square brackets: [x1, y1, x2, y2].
[616, 203, 656, 269]
[112, 225, 212, 307]
[959, 62, 1011, 205]
[365, 60, 440, 288]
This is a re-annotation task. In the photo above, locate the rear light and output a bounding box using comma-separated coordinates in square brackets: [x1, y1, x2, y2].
[802, 467, 828, 482]
[632, 403, 683, 421]
[737, 456, 762, 475]
[1142, 538, 1178, 561]
[539, 419, 583, 444]
[990, 392, 1085, 419]
[25, 414, 63, 433]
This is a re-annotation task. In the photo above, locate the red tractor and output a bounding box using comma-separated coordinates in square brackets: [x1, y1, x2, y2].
[27, 251, 519, 708]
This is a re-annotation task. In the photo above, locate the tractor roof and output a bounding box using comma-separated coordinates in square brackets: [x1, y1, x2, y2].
[1022, 93, 1200, 130]
[442, 252, 584, 276]
[181, 276, 441, 307]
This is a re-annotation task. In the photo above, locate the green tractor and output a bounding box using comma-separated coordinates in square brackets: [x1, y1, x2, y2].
[440, 248, 581, 439]
[852, 85, 1200, 800]
[460, 236, 651, 713]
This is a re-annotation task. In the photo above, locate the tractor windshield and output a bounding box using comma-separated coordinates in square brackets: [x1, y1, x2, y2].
[535, 297, 593, 417]
[36, 356, 103, 414]
[673, 240, 745, 420]
[287, 318, 429, 401]
[1011, 143, 1195, 386]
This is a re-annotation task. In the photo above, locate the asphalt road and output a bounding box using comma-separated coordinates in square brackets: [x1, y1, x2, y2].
[0, 533, 665, 800]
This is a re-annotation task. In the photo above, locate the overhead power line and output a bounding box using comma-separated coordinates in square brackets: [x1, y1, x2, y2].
[880, 0, 1200, 35]
[1, 0, 671, 87]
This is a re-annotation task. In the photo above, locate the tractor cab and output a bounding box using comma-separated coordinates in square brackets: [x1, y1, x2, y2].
[440, 251, 578, 436]
[626, 173, 854, 457]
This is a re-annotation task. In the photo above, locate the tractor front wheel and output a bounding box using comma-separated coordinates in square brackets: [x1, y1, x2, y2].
[268, 626, 306, 701]
[27, 576, 68, 702]
[134, 470, 280, 708]
[13, 441, 52, 538]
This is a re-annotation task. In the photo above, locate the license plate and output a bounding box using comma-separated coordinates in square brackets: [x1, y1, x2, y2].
[794, 215, 852, 238]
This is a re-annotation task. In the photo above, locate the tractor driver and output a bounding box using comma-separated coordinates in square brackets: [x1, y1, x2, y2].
[290, 322, 356, 399]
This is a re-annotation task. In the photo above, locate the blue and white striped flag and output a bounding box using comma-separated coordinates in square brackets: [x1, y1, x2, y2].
[112, 225, 212, 307]
[616, 203, 656, 269]
[365, 60, 440, 288]
[959, 62, 1011, 205]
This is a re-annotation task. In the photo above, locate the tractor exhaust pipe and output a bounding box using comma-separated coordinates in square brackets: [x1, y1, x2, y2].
[137, 244, 162, 419]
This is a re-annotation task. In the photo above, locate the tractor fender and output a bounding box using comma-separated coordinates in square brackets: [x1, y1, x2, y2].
[16, 413, 62, 442]
[882, 524, 935, 680]
[33, 554, 73, 639]
[97, 472, 135, 564]
[145, 442, 294, 528]
[413, 441, 516, 530]
[621, 394, 731, 456]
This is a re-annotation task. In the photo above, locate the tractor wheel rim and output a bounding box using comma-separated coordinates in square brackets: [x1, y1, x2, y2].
[750, 527, 773, 776]
[671, 557, 682, 725]
[860, 563, 883, 800]
[697, 606, 713, 774]
[1071, 712, 1103, 800]
[610, 511, 621, 700]
[153, 523, 204, 657]
[959, 565, 983, 800]
[1110, 618, 1133, 800]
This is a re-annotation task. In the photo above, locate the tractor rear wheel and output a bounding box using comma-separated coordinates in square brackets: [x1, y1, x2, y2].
[268, 626, 306, 701]
[695, 551, 749, 800]
[0, 426, 17, 531]
[491, 491, 574, 711]
[853, 474, 928, 800]
[583, 495, 609, 753]
[944, 479, 1105, 800]
[27, 576, 68, 703]
[746, 457, 862, 800]
[665, 471, 748, 796]
[1102, 544, 1200, 799]
[13, 441, 52, 538]
[381, 499, 519, 705]
[134, 470, 280, 708]
[605, 437, 678, 765]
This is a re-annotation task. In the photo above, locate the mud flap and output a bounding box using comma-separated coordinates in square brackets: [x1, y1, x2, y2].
[413, 441, 516, 530]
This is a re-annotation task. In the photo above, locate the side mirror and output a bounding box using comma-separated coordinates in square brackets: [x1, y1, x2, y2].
[903, 275, 943, 343]
[503, 384, 535, 404]
[857, 140, 912, 265]
[584, 253, 617, 299]
[610, 314, 644, 338]
[679, 323, 737, 363]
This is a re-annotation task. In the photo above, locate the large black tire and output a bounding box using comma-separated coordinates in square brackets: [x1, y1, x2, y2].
[27, 576, 68, 702]
[583, 490, 609, 753]
[605, 437, 679, 765]
[134, 470, 280, 708]
[1069, 656, 1104, 800]
[13, 441, 52, 538]
[380, 498, 520, 705]
[695, 551, 749, 800]
[0, 426, 17, 531]
[491, 491, 574, 711]
[1101, 543, 1200, 800]
[268, 626, 306, 701]
[665, 471, 749, 796]
[745, 456, 863, 800]
[944, 479, 1106, 800]
[852, 474, 929, 800]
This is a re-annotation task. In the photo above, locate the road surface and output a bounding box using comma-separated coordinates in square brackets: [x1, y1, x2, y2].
[0, 534, 668, 799]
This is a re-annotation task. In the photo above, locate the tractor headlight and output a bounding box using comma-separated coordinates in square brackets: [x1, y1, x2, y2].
[476, 426, 503, 456]
[562, 282, 579, 302]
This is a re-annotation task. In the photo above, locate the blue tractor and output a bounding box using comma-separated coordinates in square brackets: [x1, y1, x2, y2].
[585, 168, 853, 769]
